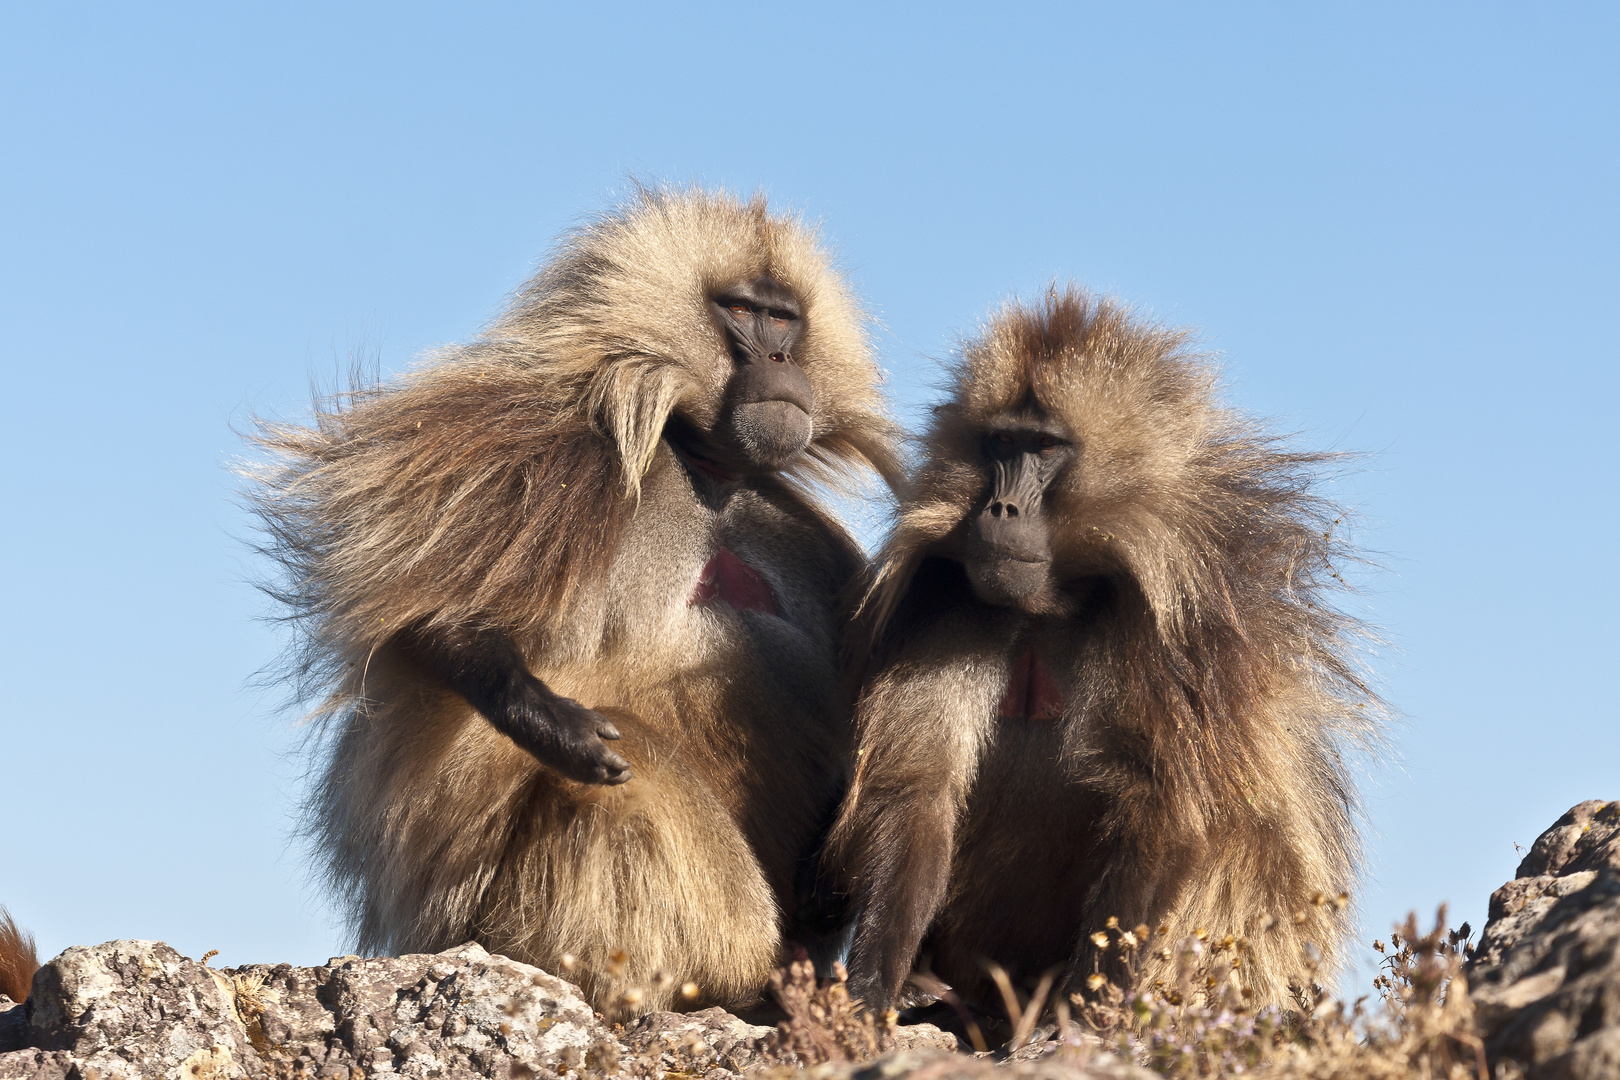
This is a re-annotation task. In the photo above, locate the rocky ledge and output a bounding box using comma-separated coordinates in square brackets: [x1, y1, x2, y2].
[1465, 798, 1620, 1079]
[1, 800, 1615, 1080]
[0, 942, 978, 1080]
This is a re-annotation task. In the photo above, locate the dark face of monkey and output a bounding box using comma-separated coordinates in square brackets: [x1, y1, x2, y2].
[707, 277, 815, 471]
[961, 412, 1076, 612]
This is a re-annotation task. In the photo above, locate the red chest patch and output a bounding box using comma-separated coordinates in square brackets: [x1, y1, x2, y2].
[998, 646, 1065, 721]
[689, 548, 779, 616]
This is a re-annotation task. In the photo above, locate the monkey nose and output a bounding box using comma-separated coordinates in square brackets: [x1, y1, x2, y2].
[975, 504, 1048, 564]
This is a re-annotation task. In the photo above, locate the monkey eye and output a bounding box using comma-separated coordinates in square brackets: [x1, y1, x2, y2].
[994, 432, 1017, 445]
[728, 303, 751, 316]
[1037, 435, 1062, 452]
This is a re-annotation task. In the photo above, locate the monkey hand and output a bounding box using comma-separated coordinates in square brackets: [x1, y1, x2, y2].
[504, 683, 634, 785]
[843, 972, 888, 1017]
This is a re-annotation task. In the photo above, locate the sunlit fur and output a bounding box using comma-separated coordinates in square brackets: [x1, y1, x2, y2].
[249, 187, 901, 1013]
[830, 288, 1381, 1011]
[0, 907, 36, 1003]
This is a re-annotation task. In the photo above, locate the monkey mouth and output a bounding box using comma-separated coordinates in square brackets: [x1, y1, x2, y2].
[964, 548, 1054, 610]
[987, 549, 1049, 565]
[729, 399, 814, 468]
[967, 534, 1052, 567]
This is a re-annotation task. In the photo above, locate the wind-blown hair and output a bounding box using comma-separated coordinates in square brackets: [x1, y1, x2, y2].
[249, 186, 901, 707]
[834, 287, 1382, 1006]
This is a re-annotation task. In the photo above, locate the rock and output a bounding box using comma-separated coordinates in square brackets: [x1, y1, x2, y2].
[1467, 799, 1620, 1080]
[4, 938, 912, 1079]
[25, 939, 259, 1079]
[219, 942, 613, 1078]
[760, 1046, 1153, 1080]
[622, 1005, 776, 1074]
[0, 998, 23, 1055]
[884, 1022, 960, 1054]
[0, 1049, 80, 1080]
[5, 798, 1613, 1080]
[0, 940, 624, 1079]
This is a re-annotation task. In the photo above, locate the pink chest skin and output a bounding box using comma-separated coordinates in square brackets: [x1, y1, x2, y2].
[689, 548, 779, 616]
[998, 646, 1064, 720]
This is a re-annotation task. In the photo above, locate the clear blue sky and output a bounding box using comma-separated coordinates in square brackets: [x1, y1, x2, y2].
[3, 4, 1615, 996]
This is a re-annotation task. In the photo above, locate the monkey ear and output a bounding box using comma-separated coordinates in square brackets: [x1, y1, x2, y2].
[589, 363, 687, 499]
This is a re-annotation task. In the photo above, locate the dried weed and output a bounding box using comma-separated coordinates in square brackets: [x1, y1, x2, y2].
[753, 960, 895, 1067]
[722, 906, 1488, 1079]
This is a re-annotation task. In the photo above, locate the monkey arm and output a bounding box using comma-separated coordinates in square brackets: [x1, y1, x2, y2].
[832, 602, 1005, 1013]
[840, 778, 959, 1014]
[396, 622, 632, 786]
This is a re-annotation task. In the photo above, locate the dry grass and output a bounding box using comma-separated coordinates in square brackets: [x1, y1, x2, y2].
[1058, 905, 1486, 1078]
[754, 960, 895, 1066]
[728, 906, 1490, 1079]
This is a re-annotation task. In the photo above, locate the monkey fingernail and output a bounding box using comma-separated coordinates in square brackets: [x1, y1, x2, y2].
[599, 723, 622, 740]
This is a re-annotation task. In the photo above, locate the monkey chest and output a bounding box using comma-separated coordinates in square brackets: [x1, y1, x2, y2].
[996, 645, 1066, 722]
[688, 547, 779, 615]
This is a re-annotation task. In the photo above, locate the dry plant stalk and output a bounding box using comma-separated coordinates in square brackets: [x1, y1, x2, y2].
[1061, 905, 1486, 1079]
[558, 906, 1486, 1078]
[754, 960, 894, 1066]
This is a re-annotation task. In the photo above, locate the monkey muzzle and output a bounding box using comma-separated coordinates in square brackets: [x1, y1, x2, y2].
[964, 457, 1055, 608]
[724, 353, 815, 469]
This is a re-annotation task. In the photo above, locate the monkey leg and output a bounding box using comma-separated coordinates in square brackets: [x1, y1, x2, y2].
[1056, 810, 1209, 1002]
[839, 784, 959, 1015]
[471, 708, 783, 1015]
[1061, 806, 1348, 1007]
[1154, 815, 1353, 1006]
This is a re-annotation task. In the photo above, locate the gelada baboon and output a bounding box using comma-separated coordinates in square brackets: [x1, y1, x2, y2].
[250, 188, 901, 1014]
[829, 288, 1379, 1015]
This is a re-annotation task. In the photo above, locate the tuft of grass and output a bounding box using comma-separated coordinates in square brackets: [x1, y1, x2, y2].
[1040, 906, 1485, 1078]
[737, 907, 1489, 1079]
[753, 960, 895, 1066]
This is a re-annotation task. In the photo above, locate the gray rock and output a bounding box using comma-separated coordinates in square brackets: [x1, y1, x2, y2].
[228, 942, 614, 1078]
[1, 939, 624, 1079]
[760, 1045, 1153, 1080]
[5, 938, 923, 1078]
[1467, 799, 1620, 1080]
[884, 1023, 961, 1055]
[0, 998, 23, 1055]
[623, 1005, 776, 1074]
[0, 1049, 80, 1080]
[7, 796, 1613, 1080]
[26, 939, 260, 1079]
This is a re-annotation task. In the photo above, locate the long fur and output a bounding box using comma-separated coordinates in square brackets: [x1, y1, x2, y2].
[831, 287, 1381, 1009]
[0, 908, 36, 1003]
[247, 187, 901, 1012]
[250, 187, 901, 704]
